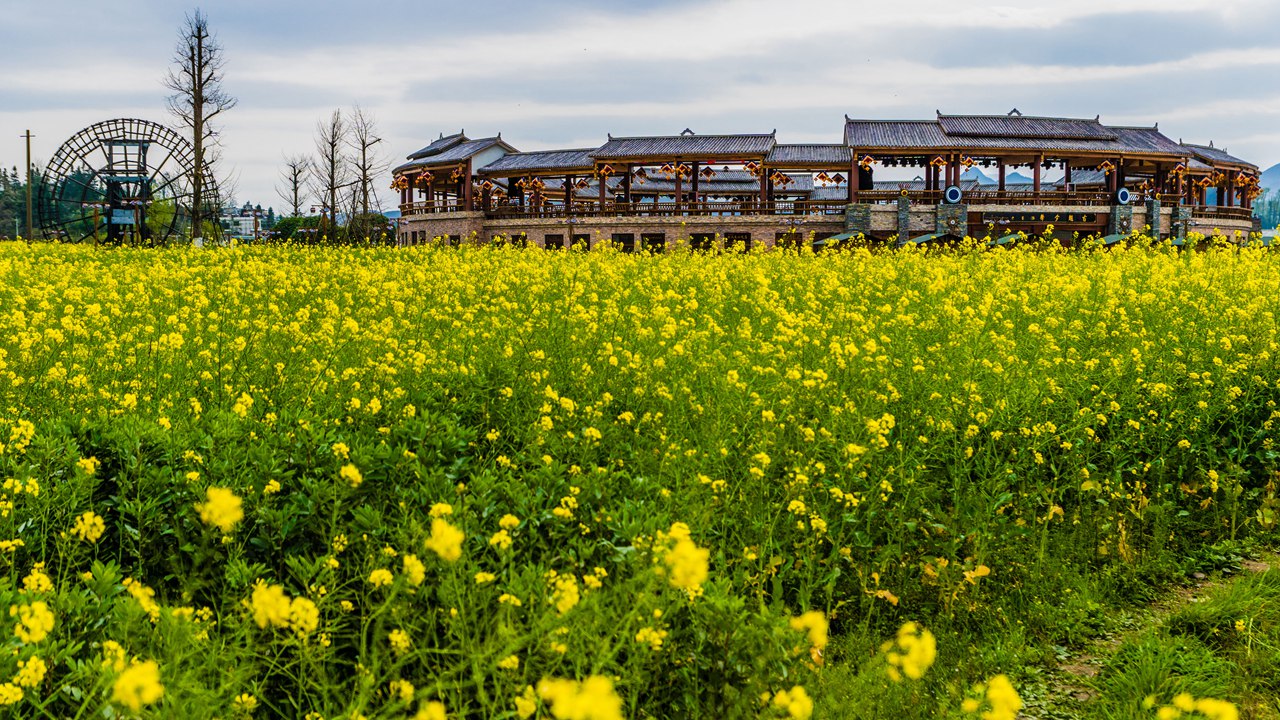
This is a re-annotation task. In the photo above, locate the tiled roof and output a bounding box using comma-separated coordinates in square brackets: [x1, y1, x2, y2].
[480, 149, 596, 175]
[1110, 126, 1186, 155]
[846, 120, 950, 149]
[937, 114, 1116, 140]
[766, 144, 852, 165]
[1181, 143, 1257, 169]
[393, 137, 517, 174]
[592, 133, 776, 159]
[845, 117, 1188, 157]
[407, 132, 467, 160]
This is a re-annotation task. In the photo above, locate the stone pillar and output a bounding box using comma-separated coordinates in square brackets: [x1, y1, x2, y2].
[897, 195, 911, 240]
[1174, 205, 1192, 241]
[1145, 197, 1162, 238]
[845, 203, 872, 236]
[1109, 205, 1134, 236]
[937, 203, 968, 237]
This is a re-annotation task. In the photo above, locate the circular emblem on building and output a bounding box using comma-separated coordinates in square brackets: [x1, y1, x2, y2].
[944, 185, 963, 204]
[1115, 187, 1131, 206]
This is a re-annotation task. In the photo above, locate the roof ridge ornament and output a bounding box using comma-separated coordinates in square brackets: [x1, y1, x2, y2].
[1008, 108, 1022, 116]
[681, 128, 695, 136]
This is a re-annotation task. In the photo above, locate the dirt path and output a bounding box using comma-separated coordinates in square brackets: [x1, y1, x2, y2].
[1021, 553, 1278, 719]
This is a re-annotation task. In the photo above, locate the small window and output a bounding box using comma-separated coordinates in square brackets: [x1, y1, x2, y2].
[544, 234, 565, 249]
[690, 233, 716, 251]
[641, 233, 666, 252]
[612, 233, 635, 252]
[448, 235, 461, 247]
[571, 234, 591, 250]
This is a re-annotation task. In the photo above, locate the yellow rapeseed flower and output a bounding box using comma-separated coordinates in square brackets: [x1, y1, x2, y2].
[196, 487, 244, 533]
[537, 676, 624, 720]
[73, 510, 106, 543]
[414, 701, 447, 720]
[11, 601, 55, 643]
[771, 685, 814, 720]
[339, 464, 363, 488]
[788, 610, 829, 650]
[402, 554, 426, 586]
[425, 518, 464, 562]
[884, 622, 937, 681]
[14, 656, 46, 687]
[111, 660, 164, 711]
[250, 582, 292, 629]
[288, 597, 320, 638]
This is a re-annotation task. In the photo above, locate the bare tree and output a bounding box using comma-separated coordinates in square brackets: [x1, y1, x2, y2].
[163, 9, 237, 240]
[348, 106, 389, 218]
[310, 110, 350, 236]
[275, 154, 309, 217]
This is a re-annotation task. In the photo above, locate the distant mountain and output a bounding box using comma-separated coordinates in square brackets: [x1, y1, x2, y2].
[1262, 162, 1280, 191]
[960, 168, 996, 185]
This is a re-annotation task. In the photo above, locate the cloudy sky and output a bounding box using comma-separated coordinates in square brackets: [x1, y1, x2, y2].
[3, 0, 1278, 212]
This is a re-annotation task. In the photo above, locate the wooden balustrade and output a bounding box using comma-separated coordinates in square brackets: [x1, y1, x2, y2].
[1189, 206, 1254, 222]
[401, 201, 469, 216]
[486, 200, 848, 220]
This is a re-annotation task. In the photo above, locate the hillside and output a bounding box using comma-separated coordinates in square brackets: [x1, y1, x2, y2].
[1261, 162, 1280, 191]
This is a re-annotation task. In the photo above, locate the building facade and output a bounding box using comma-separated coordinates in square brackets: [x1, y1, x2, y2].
[393, 111, 1261, 249]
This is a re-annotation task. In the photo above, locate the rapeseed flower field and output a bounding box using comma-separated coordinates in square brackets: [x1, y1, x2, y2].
[0, 240, 1272, 718]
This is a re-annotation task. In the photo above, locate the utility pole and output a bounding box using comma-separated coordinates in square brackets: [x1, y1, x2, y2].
[22, 130, 34, 240]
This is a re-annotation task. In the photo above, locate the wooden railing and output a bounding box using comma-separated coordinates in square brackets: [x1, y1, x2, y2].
[964, 190, 1113, 206]
[850, 189, 1113, 206]
[1189, 206, 1254, 222]
[486, 200, 848, 220]
[401, 201, 470, 216]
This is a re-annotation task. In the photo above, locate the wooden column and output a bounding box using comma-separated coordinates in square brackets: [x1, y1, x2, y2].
[598, 168, 606, 206]
[849, 155, 858, 202]
[691, 162, 700, 206]
[1033, 155, 1042, 199]
[623, 165, 632, 204]
[463, 161, 474, 211]
[998, 161, 1006, 192]
[482, 184, 492, 213]
[1116, 159, 1126, 193]
[1108, 164, 1118, 195]
[674, 164, 683, 212]
[564, 175, 573, 209]
[760, 165, 768, 207]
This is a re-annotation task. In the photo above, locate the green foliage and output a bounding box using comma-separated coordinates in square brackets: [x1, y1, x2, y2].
[0, 242, 1275, 717]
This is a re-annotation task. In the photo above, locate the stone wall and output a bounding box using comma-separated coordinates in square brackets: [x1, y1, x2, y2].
[400, 212, 486, 245]
[398, 204, 1252, 248]
[483, 215, 845, 249]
